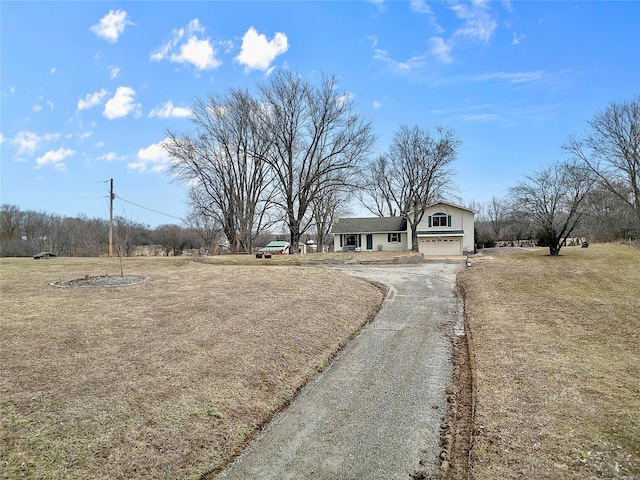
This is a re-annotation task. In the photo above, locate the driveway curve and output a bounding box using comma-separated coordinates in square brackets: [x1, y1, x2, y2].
[216, 262, 462, 480]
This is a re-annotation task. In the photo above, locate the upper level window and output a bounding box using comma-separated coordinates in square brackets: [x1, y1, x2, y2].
[432, 214, 448, 227]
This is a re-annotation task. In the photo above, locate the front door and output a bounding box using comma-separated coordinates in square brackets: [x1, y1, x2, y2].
[366, 234, 373, 250]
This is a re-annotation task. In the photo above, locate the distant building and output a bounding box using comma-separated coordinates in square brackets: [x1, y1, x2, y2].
[258, 241, 291, 255]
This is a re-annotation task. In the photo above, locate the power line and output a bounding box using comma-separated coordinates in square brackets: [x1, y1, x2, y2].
[115, 195, 184, 222]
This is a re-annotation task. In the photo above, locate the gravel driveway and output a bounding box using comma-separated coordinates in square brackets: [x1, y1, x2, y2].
[217, 262, 462, 479]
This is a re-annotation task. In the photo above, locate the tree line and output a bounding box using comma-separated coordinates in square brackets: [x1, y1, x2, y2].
[0, 207, 216, 258]
[474, 95, 639, 255]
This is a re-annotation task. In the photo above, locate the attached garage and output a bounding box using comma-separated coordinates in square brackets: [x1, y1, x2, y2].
[418, 236, 463, 256]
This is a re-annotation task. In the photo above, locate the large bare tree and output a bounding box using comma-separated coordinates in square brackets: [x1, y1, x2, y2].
[254, 71, 376, 253]
[359, 155, 399, 217]
[509, 160, 595, 256]
[363, 124, 460, 251]
[564, 96, 640, 232]
[310, 186, 351, 251]
[166, 89, 274, 253]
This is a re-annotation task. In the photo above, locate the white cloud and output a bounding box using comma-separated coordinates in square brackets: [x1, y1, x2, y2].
[373, 48, 427, 72]
[36, 148, 74, 170]
[109, 66, 120, 79]
[12, 131, 59, 155]
[103, 86, 140, 119]
[430, 37, 453, 64]
[97, 152, 125, 162]
[471, 71, 545, 84]
[451, 1, 497, 43]
[173, 36, 220, 70]
[0, 133, 5, 145]
[50, 67, 56, 75]
[512, 32, 525, 45]
[128, 139, 174, 173]
[151, 19, 221, 71]
[366, 0, 386, 13]
[410, 0, 433, 14]
[149, 100, 191, 118]
[335, 93, 353, 107]
[373, 100, 383, 109]
[220, 39, 234, 54]
[78, 89, 109, 111]
[90, 10, 133, 43]
[47, 100, 54, 113]
[33, 104, 43, 112]
[235, 27, 288, 72]
[460, 112, 502, 122]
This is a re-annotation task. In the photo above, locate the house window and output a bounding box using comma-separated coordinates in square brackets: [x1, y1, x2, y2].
[432, 214, 448, 227]
[388, 233, 401, 243]
[345, 234, 358, 247]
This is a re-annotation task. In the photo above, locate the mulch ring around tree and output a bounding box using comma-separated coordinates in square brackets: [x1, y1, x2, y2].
[50, 275, 148, 288]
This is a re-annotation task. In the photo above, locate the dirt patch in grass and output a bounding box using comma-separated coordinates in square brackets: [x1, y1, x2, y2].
[51, 274, 148, 288]
[0, 256, 384, 480]
[456, 244, 640, 479]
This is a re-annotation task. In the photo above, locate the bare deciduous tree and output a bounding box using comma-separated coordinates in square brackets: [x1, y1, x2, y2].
[311, 187, 351, 251]
[486, 196, 508, 241]
[0, 204, 24, 256]
[359, 155, 398, 217]
[186, 208, 221, 255]
[154, 224, 187, 256]
[113, 217, 149, 258]
[255, 71, 376, 253]
[564, 96, 640, 232]
[509, 160, 595, 256]
[363, 125, 460, 251]
[166, 88, 274, 253]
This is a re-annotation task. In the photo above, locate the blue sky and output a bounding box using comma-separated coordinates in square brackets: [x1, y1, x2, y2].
[1, 1, 639, 227]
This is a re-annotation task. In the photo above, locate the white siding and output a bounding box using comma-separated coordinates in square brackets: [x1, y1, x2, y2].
[411, 203, 475, 255]
[332, 202, 474, 255]
[333, 233, 407, 252]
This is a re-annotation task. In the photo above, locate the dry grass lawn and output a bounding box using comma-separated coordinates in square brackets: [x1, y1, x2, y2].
[0, 256, 384, 479]
[457, 244, 639, 479]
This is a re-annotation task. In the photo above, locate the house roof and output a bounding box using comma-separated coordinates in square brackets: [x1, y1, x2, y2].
[259, 241, 290, 252]
[425, 201, 474, 213]
[265, 241, 289, 247]
[332, 216, 407, 234]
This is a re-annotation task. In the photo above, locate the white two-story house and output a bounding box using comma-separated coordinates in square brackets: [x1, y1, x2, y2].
[332, 202, 474, 256]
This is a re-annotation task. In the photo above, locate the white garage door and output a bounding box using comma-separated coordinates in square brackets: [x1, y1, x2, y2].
[418, 238, 462, 256]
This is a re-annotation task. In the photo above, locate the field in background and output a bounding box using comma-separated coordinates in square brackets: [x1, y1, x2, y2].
[0, 256, 384, 479]
[458, 244, 639, 479]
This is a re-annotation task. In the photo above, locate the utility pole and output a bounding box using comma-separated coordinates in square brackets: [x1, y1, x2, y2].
[109, 178, 114, 258]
